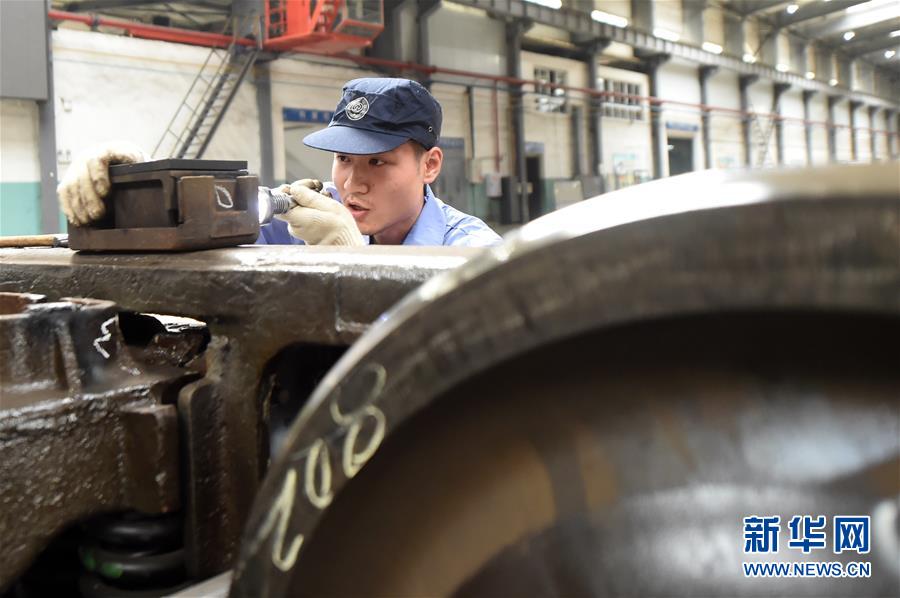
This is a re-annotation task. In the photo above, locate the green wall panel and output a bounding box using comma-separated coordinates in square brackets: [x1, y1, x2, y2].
[0, 181, 41, 235]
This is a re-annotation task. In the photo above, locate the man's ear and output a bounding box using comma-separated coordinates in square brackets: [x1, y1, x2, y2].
[422, 146, 443, 184]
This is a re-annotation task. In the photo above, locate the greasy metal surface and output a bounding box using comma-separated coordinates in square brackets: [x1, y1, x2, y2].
[0, 246, 476, 577]
[289, 316, 900, 597]
[67, 161, 259, 251]
[230, 163, 900, 597]
[0, 294, 187, 591]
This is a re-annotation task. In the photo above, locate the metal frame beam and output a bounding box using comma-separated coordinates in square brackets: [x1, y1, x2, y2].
[772, 0, 868, 28]
[844, 26, 900, 57]
[773, 83, 790, 165]
[794, 7, 899, 40]
[699, 66, 717, 169]
[802, 90, 815, 165]
[732, 0, 788, 16]
[739, 75, 758, 167]
[64, 0, 165, 10]
[849, 100, 862, 161]
[827, 95, 840, 162]
[868, 105, 878, 160]
[449, 0, 899, 107]
[39, 0, 59, 234]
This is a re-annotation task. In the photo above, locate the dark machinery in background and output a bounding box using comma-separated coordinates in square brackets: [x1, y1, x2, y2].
[2, 163, 899, 597]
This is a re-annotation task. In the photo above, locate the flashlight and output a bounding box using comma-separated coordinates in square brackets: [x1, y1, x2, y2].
[257, 186, 294, 225]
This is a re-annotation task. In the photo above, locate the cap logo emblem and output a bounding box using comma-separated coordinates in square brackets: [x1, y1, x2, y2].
[345, 97, 369, 121]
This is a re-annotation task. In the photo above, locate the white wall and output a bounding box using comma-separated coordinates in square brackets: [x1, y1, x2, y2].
[0, 99, 40, 182]
[267, 55, 373, 183]
[832, 99, 852, 162]
[657, 59, 703, 174]
[780, 90, 806, 166]
[808, 93, 830, 165]
[706, 70, 743, 169]
[52, 28, 259, 179]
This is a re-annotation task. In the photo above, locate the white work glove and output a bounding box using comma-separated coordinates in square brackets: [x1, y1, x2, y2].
[275, 179, 364, 246]
[58, 141, 146, 226]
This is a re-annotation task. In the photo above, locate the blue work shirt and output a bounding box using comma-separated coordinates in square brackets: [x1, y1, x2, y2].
[256, 183, 501, 247]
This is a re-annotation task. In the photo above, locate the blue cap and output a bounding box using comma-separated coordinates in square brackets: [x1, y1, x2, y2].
[303, 78, 442, 155]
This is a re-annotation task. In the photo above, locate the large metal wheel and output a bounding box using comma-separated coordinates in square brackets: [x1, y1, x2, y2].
[231, 164, 900, 597]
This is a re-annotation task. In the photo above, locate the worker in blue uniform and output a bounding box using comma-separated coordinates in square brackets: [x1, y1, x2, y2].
[57, 78, 500, 248]
[257, 78, 501, 247]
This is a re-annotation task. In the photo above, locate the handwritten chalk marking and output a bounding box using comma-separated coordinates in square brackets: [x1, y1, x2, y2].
[215, 185, 234, 209]
[92, 317, 117, 359]
[330, 363, 388, 478]
[258, 468, 304, 572]
[304, 439, 333, 510]
[342, 405, 386, 479]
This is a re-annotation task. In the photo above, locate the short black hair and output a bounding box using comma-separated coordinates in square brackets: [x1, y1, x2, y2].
[410, 140, 428, 160]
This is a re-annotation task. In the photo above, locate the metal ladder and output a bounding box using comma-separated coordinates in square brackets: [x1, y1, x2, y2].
[153, 36, 259, 159]
[750, 107, 777, 166]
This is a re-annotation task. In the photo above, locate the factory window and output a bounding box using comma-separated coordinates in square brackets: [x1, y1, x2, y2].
[534, 67, 567, 113]
[598, 78, 644, 121]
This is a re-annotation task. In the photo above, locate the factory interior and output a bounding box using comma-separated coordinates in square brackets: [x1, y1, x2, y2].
[1, 0, 899, 597]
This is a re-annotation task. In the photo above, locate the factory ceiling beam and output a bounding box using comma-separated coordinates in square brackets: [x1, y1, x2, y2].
[794, 3, 899, 39]
[842, 19, 900, 55]
[448, 0, 899, 107]
[64, 0, 165, 10]
[772, 0, 870, 28]
[730, 0, 788, 16]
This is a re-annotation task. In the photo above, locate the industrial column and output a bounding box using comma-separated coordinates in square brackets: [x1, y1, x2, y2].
[827, 95, 839, 162]
[887, 110, 897, 158]
[38, 0, 59, 233]
[867, 106, 878, 161]
[506, 19, 529, 222]
[802, 90, 815, 166]
[739, 75, 759, 167]
[699, 66, 718, 170]
[583, 39, 610, 181]
[416, 0, 441, 90]
[254, 60, 275, 185]
[772, 83, 790, 166]
[849, 100, 861, 162]
[645, 54, 670, 179]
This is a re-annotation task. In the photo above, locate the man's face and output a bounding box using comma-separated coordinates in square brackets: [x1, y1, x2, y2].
[332, 141, 442, 243]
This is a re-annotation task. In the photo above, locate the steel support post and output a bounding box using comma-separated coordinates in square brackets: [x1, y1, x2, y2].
[38, 0, 59, 234]
[802, 90, 815, 165]
[849, 100, 861, 161]
[699, 66, 718, 169]
[645, 54, 670, 179]
[868, 105, 877, 162]
[739, 75, 759, 167]
[827, 95, 839, 162]
[773, 83, 790, 165]
[255, 61, 275, 185]
[507, 20, 529, 222]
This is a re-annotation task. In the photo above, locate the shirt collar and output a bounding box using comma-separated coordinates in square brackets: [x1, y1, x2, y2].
[401, 185, 445, 245]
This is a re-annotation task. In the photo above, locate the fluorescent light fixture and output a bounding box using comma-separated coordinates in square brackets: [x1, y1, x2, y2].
[885, 49, 897, 58]
[653, 27, 681, 42]
[743, 53, 757, 63]
[702, 41, 723, 54]
[590, 10, 628, 27]
[891, 30, 900, 38]
[843, 31, 855, 41]
[524, 0, 561, 8]
[805, 71, 815, 79]
[846, 0, 892, 13]
[776, 63, 789, 72]
[829, 78, 838, 86]
[786, 4, 799, 14]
